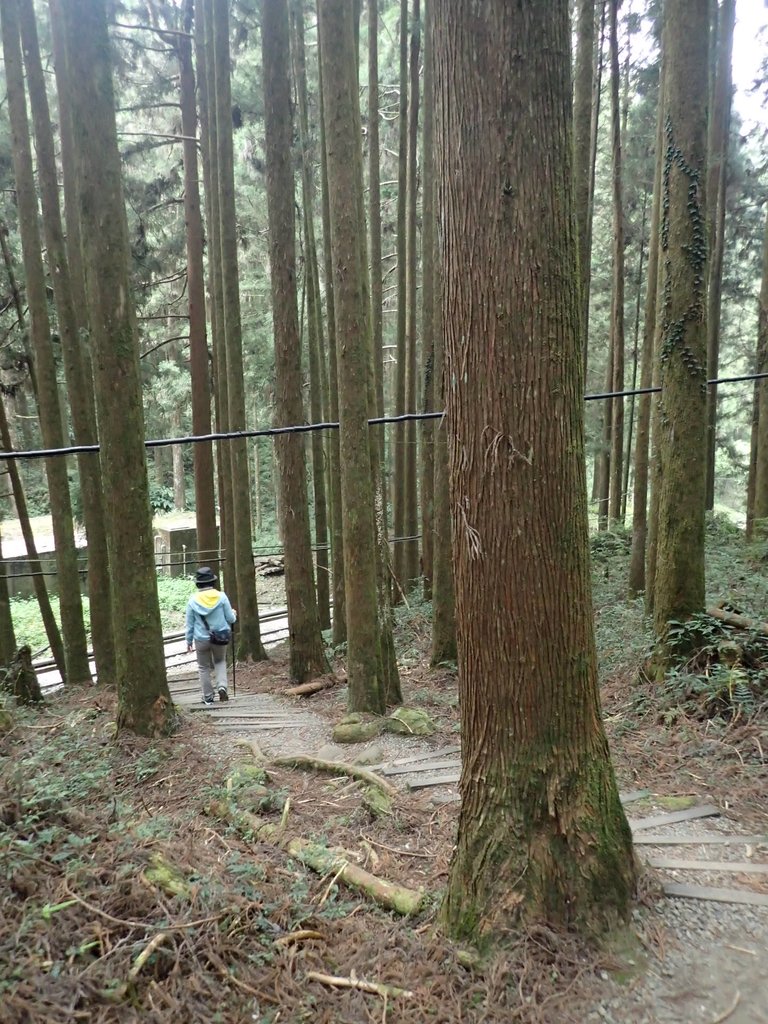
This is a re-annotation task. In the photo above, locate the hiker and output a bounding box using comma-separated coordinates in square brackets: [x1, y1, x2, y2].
[185, 567, 237, 705]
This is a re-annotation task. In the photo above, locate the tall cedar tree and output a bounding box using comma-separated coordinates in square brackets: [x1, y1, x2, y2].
[392, 0, 408, 590]
[608, 0, 625, 525]
[57, 0, 174, 734]
[704, 0, 735, 510]
[420, 0, 435, 600]
[753, 208, 768, 526]
[261, 0, 327, 683]
[316, 4, 347, 646]
[318, 0, 384, 714]
[178, 0, 218, 563]
[211, 0, 265, 660]
[19, 0, 117, 686]
[435, 0, 635, 936]
[573, 0, 596, 373]
[290, 0, 331, 630]
[629, 64, 665, 597]
[1, 0, 91, 686]
[650, 0, 709, 653]
[402, 0, 421, 589]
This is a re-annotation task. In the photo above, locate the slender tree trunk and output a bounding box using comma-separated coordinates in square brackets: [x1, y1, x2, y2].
[0, 525, 16, 665]
[0, 404, 65, 676]
[291, 0, 331, 630]
[585, 0, 607, 382]
[435, 0, 634, 937]
[392, 0, 409, 589]
[19, 0, 117, 687]
[704, 0, 735, 511]
[318, 0, 384, 714]
[262, 0, 327, 683]
[753, 208, 768, 528]
[402, 0, 421, 589]
[0, 218, 38, 401]
[211, 0, 265, 659]
[574, 0, 595, 369]
[622, 190, 648, 523]
[651, 0, 709, 655]
[317, 5, 346, 646]
[171, 408, 186, 510]
[2, 0, 91, 686]
[179, 1, 217, 561]
[196, 0, 235, 605]
[58, 0, 174, 734]
[608, 0, 625, 525]
[420, 0, 435, 601]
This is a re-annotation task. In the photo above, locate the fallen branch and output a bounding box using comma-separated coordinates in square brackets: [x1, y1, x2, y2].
[274, 929, 325, 947]
[283, 675, 339, 698]
[128, 932, 169, 980]
[306, 969, 414, 999]
[271, 755, 398, 799]
[211, 802, 423, 916]
[706, 606, 768, 636]
[709, 990, 741, 1024]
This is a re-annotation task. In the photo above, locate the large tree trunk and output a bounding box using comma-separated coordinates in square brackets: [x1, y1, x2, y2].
[178, 1, 218, 562]
[607, 0, 625, 525]
[622, 190, 648, 523]
[402, 0, 421, 590]
[291, 0, 331, 631]
[435, 0, 634, 937]
[704, 0, 735, 511]
[753, 208, 768, 528]
[318, 0, 384, 715]
[392, 0, 409, 591]
[628, 79, 664, 597]
[651, 0, 709, 654]
[58, 0, 174, 735]
[43, 0, 117, 686]
[262, 0, 327, 683]
[211, 0, 265, 661]
[317, 3, 346, 646]
[2, 0, 91, 687]
[573, 0, 596, 373]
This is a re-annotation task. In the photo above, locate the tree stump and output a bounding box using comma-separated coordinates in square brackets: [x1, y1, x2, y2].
[0, 646, 43, 705]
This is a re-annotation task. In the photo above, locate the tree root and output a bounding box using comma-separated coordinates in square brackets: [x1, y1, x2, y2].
[210, 801, 423, 916]
[271, 754, 398, 798]
[305, 969, 414, 999]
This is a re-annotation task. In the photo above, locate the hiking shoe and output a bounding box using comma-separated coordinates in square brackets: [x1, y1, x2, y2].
[202, 695, 215, 706]
[218, 687, 229, 702]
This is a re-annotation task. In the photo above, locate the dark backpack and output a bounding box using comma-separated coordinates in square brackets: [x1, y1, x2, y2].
[202, 613, 231, 646]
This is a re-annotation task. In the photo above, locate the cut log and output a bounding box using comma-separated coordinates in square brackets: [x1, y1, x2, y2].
[211, 801, 423, 915]
[0, 647, 43, 704]
[706, 605, 768, 636]
[283, 675, 340, 697]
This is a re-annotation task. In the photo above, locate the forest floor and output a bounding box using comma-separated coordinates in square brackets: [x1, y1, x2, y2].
[1, 517, 767, 1023]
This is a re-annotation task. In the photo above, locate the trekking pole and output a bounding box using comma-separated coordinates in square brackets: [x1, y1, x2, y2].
[231, 623, 236, 698]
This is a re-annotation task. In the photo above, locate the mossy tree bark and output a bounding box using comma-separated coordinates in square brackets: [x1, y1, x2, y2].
[704, 0, 735, 511]
[402, 0, 421, 591]
[435, 0, 635, 937]
[178, 0, 218, 563]
[261, 0, 327, 683]
[1, 0, 91, 687]
[650, 0, 709, 652]
[316, 3, 346, 646]
[318, 0, 384, 715]
[753, 208, 768, 527]
[291, 0, 331, 631]
[573, 0, 596, 375]
[59, 0, 174, 735]
[22, 0, 116, 687]
[629, 69, 664, 598]
[211, 0, 265, 659]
